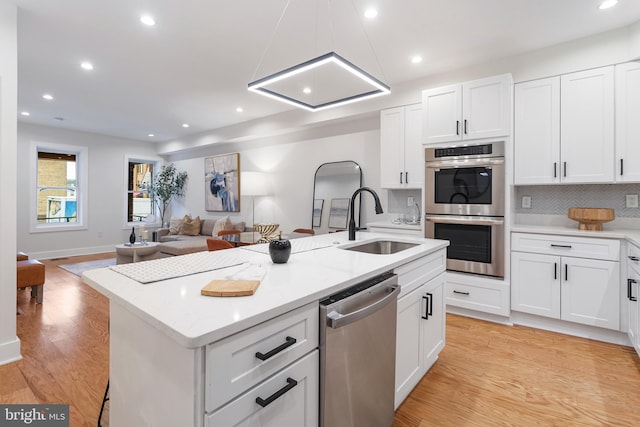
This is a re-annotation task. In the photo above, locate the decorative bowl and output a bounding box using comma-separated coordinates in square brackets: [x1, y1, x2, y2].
[568, 208, 615, 231]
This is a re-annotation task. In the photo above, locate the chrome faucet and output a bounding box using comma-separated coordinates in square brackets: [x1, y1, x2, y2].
[348, 187, 384, 240]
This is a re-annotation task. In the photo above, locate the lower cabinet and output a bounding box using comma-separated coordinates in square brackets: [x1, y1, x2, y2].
[511, 233, 620, 331]
[395, 271, 446, 408]
[627, 244, 640, 356]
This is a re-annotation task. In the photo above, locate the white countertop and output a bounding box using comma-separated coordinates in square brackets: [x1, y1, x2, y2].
[83, 231, 448, 348]
[511, 223, 640, 246]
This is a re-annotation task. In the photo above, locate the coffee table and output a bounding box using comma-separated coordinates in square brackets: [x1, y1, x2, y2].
[115, 242, 160, 264]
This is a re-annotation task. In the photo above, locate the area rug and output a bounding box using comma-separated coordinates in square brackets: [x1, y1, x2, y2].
[58, 258, 116, 277]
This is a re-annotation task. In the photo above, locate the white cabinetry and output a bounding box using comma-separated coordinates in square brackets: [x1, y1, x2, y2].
[511, 233, 620, 330]
[626, 243, 640, 356]
[380, 104, 422, 189]
[422, 74, 511, 144]
[394, 251, 447, 409]
[615, 62, 640, 182]
[514, 66, 614, 184]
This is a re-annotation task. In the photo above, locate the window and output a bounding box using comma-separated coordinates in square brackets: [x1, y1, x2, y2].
[124, 156, 161, 226]
[30, 142, 88, 232]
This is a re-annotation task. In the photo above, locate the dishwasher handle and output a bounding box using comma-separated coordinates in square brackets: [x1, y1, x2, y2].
[326, 285, 400, 329]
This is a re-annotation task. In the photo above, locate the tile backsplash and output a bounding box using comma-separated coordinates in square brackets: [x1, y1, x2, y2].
[515, 184, 640, 217]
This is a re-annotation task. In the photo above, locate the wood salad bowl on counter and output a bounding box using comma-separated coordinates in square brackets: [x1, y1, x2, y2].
[568, 207, 615, 231]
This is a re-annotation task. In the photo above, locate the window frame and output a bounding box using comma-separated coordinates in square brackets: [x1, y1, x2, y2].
[30, 141, 88, 233]
[123, 155, 163, 228]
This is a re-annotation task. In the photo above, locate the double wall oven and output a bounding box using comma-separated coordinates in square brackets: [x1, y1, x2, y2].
[424, 142, 505, 278]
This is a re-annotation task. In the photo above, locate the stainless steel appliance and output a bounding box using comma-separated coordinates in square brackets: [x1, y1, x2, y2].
[425, 142, 505, 216]
[320, 272, 400, 427]
[425, 142, 505, 277]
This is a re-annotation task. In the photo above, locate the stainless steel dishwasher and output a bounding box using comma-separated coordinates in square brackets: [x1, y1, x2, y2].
[320, 271, 400, 427]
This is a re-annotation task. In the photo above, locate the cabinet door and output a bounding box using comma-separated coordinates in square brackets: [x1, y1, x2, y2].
[422, 84, 461, 144]
[511, 252, 560, 319]
[561, 257, 620, 330]
[628, 273, 639, 353]
[560, 66, 614, 183]
[514, 77, 560, 185]
[463, 75, 511, 140]
[395, 285, 424, 409]
[403, 103, 423, 188]
[421, 273, 445, 371]
[615, 62, 640, 182]
[380, 107, 406, 189]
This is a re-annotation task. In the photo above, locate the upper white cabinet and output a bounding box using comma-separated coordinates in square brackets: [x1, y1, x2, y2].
[380, 104, 423, 189]
[514, 66, 615, 184]
[422, 74, 511, 144]
[616, 62, 640, 182]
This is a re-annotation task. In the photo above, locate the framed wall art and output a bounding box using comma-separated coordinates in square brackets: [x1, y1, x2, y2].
[328, 198, 349, 229]
[205, 153, 240, 212]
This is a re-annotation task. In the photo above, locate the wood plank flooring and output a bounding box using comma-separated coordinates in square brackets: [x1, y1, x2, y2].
[1, 253, 640, 426]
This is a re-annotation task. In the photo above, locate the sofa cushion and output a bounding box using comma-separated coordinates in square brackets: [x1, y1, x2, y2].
[181, 215, 201, 236]
[158, 239, 208, 256]
[212, 216, 233, 236]
[169, 217, 183, 235]
[201, 219, 216, 236]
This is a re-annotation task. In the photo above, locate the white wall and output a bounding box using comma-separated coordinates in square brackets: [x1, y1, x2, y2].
[166, 127, 382, 235]
[17, 123, 160, 259]
[0, 0, 20, 366]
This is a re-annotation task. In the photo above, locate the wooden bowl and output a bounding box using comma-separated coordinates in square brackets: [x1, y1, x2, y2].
[567, 208, 615, 231]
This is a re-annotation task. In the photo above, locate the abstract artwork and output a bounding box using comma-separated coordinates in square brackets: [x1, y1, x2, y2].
[328, 198, 349, 229]
[205, 153, 240, 212]
[313, 199, 324, 227]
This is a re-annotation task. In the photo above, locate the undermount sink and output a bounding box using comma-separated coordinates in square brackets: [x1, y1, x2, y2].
[340, 240, 419, 255]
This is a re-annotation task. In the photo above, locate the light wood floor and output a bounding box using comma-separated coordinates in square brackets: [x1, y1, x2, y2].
[2, 254, 640, 426]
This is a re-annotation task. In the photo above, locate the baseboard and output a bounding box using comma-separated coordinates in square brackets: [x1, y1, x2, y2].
[28, 245, 116, 260]
[0, 337, 21, 366]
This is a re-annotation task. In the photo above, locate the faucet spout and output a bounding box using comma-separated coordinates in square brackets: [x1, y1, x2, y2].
[348, 187, 383, 240]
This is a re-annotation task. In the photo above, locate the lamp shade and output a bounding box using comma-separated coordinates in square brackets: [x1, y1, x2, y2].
[242, 171, 272, 196]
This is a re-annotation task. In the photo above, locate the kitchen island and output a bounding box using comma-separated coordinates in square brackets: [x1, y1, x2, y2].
[83, 231, 448, 426]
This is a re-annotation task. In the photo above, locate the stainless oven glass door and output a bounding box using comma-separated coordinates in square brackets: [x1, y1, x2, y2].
[425, 215, 504, 278]
[425, 158, 504, 216]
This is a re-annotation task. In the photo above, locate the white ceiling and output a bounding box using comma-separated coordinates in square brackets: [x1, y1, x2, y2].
[15, 0, 640, 143]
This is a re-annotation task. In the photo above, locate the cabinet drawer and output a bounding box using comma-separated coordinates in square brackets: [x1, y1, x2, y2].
[205, 350, 319, 427]
[512, 233, 619, 261]
[205, 302, 319, 412]
[445, 279, 510, 316]
[394, 249, 446, 298]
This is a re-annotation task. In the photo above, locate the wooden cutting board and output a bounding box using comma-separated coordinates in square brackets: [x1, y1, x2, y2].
[201, 279, 260, 297]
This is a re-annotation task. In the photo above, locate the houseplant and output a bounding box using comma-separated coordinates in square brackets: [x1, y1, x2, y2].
[143, 163, 188, 226]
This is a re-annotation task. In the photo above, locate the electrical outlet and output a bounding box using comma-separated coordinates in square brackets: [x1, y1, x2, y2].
[522, 196, 532, 209]
[626, 194, 639, 208]
[407, 196, 414, 206]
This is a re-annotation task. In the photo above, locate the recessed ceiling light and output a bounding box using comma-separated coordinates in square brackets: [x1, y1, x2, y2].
[21, 111, 30, 116]
[364, 8, 378, 19]
[236, 107, 243, 113]
[80, 61, 94, 71]
[303, 87, 311, 94]
[140, 14, 156, 26]
[147, 133, 155, 137]
[599, 0, 618, 9]
[182, 123, 189, 128]
[411, 55, 423, 64]
[42, 94, 54, 100]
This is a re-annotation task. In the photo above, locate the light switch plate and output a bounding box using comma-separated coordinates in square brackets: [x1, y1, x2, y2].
[626, 194, 639, 208]
[407, 196, 414, 206]
[522, 196, 532, 209]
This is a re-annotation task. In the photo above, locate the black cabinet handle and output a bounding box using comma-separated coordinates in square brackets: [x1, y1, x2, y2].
[456, 120, 460, 135]
[427, 292, 433, 316]
[554, 162, 557, 178]
[565, 264, 568, 281]
[453, 290, 469, 296]
[400, 172, 403, 184]
[255, 336, 297, 361]
[550, 244, 572, 249]
[554, 262, 557, 280]
[629, 278, 638, 302]
[255, 377, 298, 407]
[421, 295, 429, 319]
[464, 119, 468, 134]
[405, 171, 409, 184]
[563, 162, 567, 177]
[621, 159, 624, 176]
[629, 256, 640, 262]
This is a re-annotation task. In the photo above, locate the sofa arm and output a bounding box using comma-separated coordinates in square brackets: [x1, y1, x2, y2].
[155, 228, 170, 240]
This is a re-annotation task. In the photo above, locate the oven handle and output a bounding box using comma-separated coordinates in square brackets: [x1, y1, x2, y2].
[425, 158, 504, 168]
[425, 215, 504, 226]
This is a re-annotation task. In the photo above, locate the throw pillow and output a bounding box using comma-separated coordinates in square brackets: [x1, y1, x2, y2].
[232, 221, 246, 232]
[168, 217, 183, 235]
[181, 215, 201, 236]
[212, 216, 233, 237]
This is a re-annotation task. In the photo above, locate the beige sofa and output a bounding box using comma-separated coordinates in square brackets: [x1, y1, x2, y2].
[156, 216, 249, 256]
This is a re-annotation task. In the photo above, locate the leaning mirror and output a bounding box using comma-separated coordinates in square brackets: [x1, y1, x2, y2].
[312, 161, 363, 234]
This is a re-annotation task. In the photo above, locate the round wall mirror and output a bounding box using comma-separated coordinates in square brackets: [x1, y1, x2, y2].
[312, 161, 363, 234]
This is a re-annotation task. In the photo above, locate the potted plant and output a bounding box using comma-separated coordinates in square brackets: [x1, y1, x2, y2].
[143, 163, 188, 226]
